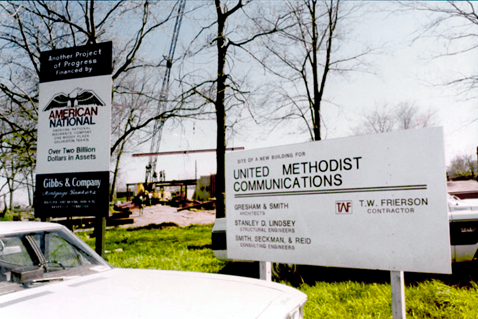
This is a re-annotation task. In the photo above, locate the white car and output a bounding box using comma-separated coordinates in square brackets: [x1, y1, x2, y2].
[0, 222, 306, 318]
[448, 195, 478, 263]
[448, 194, 478, 212]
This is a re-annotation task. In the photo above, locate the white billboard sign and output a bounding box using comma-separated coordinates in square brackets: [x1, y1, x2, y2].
[226, 128, 451, 274]
[36, 42, 112, 218]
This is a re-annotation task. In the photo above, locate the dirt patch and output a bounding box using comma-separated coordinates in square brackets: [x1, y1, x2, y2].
[120, 204, 216, 229]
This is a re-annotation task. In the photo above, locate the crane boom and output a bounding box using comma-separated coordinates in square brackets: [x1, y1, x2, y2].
[147, 0, 186, 183]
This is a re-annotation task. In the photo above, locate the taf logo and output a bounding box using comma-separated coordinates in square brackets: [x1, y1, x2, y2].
[336, 200, 353, 214]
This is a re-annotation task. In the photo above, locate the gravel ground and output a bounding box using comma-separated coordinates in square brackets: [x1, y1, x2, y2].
[121, 204, 216, 228]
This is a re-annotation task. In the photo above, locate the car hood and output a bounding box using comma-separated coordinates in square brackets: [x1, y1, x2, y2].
[0, 268, 306, 319]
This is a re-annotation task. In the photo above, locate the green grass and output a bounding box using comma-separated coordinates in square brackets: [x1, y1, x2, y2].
[77, 224, 225, 273]
[297, 279, 478, 318]
[406, 280, 478, 318]
[300, 281, 392, 318]
[77, 225, 478, 318]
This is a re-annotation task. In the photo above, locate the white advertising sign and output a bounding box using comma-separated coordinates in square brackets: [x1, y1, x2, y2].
[36, 42, 112, 218]
[226, 128, 451, 274]
[36, 75, 111, 174]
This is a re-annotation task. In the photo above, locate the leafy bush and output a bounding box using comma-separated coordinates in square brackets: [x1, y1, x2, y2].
[0, 210, 16, 221]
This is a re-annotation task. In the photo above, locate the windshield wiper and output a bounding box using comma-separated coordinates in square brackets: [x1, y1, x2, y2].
[19, 276, 80, 288]
[31, 276, 80, 284]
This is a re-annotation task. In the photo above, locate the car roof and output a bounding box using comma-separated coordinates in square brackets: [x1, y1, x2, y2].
[0, 221, 64, 235]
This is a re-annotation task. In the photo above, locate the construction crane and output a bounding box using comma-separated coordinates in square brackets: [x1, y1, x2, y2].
[146, 0, 186, 183]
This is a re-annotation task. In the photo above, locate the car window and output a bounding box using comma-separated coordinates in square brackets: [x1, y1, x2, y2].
[0, 227, 110, 292]
[0, 236, 34, 268]
[33, 232, 89, 269]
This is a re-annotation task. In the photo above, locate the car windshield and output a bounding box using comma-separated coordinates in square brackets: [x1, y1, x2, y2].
[0, 227, 111, 294]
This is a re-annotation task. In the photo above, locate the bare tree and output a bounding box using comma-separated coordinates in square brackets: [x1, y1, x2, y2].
[179, 0, 285, 218]
[352, 101, 438, 135]
[352, 103, 396, 135]
[447, 154, 477, 180]
[0, 0, 201, 202]
[0, 93, 37, 208]
[402, 1, 478, 101]
[250, 0, 375, 141]
[109, 73, 153, 202]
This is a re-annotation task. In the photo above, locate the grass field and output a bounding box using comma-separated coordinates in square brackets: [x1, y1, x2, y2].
[77, 224, 478, 318]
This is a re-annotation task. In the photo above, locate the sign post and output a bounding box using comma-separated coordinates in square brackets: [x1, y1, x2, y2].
[260, 261, 272, 281]
[225, 128, 451, 317]
[35, 42, 112, 256]
[391, 271, 406, 319]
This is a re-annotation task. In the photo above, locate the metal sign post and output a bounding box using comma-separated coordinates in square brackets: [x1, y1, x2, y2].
[391, 271, 406, 319]
[260, 261, 272, 281]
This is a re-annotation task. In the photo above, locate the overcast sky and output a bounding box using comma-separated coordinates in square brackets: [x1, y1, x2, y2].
[116, 2, 477, 188]
[5, 2, 477, 205]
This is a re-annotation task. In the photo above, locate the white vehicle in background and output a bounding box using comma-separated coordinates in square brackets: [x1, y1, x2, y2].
[448, 194, 478, 212]
[448, 194, 478, 263]
[0, 222, 306, 319]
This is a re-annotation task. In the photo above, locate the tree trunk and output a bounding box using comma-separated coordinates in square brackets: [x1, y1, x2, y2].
[311, 2, 321, 141]
[27, 173, 32, 206]
[30, 169, 34, 206]
[110, 143, 125, 202]
[215, 0, 227, 219]
[8, 181, 14, 210]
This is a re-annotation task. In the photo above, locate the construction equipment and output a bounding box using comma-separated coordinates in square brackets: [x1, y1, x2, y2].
[146, 0, 186, 183]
